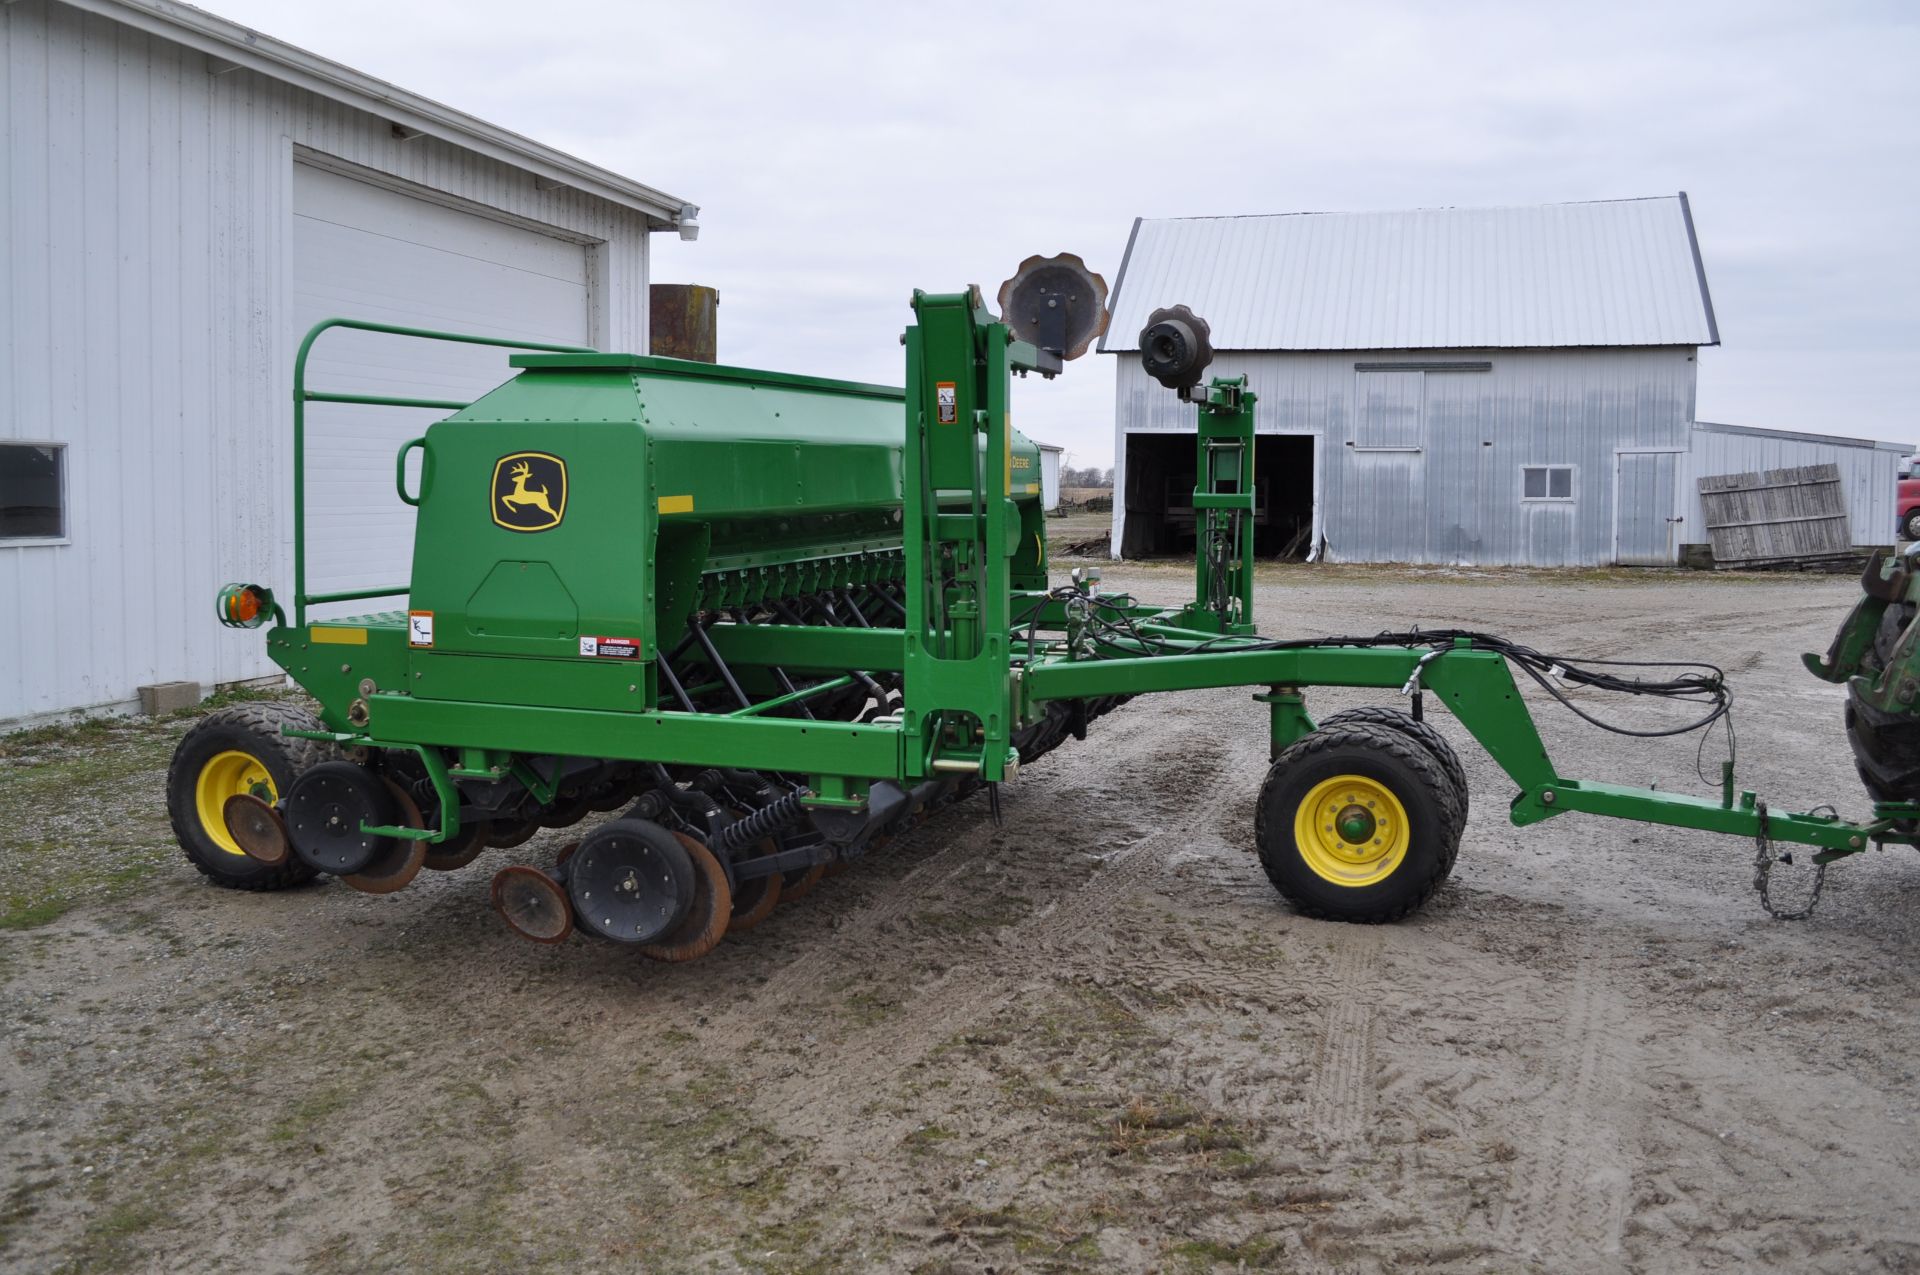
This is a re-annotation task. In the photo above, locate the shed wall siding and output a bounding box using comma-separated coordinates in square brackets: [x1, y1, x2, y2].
[1111, 346, 1697, 567]
[1682, 427, 1903, 549]
[0, 0, 654, 720]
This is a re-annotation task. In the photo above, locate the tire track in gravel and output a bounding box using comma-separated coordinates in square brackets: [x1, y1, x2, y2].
[1303, 931, 1384, 1148]
[749, 721, 1246, 1144]
[1500, 937, 1636, 1264]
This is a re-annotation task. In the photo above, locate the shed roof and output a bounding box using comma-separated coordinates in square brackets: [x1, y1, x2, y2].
[1101, 195, 1717, 353]
[1693, 420, 1912, 455]
[71, 0, 696, 229]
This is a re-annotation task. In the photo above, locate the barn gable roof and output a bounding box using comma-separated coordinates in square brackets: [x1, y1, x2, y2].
[1101, 195, 1718, 353]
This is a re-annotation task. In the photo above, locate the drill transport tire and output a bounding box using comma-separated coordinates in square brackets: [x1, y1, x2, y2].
[1256, 722, 1457, 923]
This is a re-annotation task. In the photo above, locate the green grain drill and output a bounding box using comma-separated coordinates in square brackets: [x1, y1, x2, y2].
[167, 254, 1917, 957]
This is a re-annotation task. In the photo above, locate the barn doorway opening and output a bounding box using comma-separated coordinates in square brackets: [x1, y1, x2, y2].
[1120, 433, 1315, 559]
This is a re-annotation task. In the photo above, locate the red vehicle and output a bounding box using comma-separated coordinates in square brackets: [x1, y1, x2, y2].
[1901, 456, 1920, 540]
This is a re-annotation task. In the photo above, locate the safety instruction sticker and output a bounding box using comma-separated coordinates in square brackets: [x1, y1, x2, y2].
[408, 610, 434, 649]
[579, 635, 643, 660]
[936, 381, 958, 425]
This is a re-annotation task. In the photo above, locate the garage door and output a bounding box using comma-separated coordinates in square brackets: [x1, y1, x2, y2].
[292, 164, 591, 611]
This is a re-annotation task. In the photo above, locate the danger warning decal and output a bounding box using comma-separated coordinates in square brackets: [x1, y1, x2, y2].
[935, 381, 958, 425]
[579, 635, 643, 660]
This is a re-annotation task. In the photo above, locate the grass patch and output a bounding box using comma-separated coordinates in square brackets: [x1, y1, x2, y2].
[61, 1201, 169, 1273]
[1172, 1235, 1280, 1270]
[269, 1086, 354, 1144]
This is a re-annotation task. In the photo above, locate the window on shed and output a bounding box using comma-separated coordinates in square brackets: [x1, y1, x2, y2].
[0, 444, 65, 540]
[1522, 465, 1573, 501]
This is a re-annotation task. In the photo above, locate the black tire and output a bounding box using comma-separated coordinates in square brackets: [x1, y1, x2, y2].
[1844, 601, 1920, 807]
[1317, 706, 1470, 844]
[1903, 509, 1920, 542]
[1255, 722, 1456, 923]
[166, 702, 334, 890]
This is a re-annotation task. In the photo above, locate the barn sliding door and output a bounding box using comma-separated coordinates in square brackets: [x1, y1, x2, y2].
[1352, 370, 1426, 562]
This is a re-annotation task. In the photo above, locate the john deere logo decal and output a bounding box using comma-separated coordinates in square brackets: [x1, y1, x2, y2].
[491, 452, 567, 532]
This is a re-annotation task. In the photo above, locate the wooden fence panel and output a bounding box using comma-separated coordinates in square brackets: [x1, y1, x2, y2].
[1697, 463, 1853, 568]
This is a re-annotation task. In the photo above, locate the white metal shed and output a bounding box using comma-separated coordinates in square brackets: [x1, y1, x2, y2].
[0, 0, 697, 723]
[1683, 421, 1912, 553]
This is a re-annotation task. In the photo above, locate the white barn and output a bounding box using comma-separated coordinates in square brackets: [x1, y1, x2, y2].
[1102, 196, 1720, 568]
[0, 0, 696, 723]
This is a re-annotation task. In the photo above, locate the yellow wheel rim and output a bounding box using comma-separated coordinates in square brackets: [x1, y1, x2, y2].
[195, 749, 278, 857]
[1292, 773, 1411, 888]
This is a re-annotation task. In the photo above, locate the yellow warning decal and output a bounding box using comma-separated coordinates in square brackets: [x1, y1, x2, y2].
[310, 626, 369, 646]
[1024, 482, 1041, 495]
[658, 494, 695, 515]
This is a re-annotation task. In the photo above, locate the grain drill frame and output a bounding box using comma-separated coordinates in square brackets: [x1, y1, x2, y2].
[166, 265, 1916, 959]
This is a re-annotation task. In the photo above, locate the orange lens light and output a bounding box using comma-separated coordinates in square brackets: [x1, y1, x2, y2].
[216, 583, 274, 629]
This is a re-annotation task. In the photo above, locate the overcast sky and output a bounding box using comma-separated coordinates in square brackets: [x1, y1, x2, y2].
[220, 0, 1919, 467]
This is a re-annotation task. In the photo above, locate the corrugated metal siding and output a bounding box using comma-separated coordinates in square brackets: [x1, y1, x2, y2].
[1103, 197, 1716, 353]
[0, 0, 656, 720]
[1682, 422, 1909, 549]
[1111, 346, 1698, 567]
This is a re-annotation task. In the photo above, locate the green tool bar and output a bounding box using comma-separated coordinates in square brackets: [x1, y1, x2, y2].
[1026, 644, 1878, 854]
[1516, 780, 1868, 853]
[702, 622, 907, 674]
[364, 693, 903, 776]
[1023, 645, 1430, 699]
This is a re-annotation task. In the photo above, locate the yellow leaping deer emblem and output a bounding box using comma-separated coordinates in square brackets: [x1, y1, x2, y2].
[490, 452, 567, 531]
[501, 461, 557, 519]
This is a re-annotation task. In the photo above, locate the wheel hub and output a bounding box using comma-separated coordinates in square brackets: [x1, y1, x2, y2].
[1334, 803, 1376, 845]
[1293, 774, 1412, 887]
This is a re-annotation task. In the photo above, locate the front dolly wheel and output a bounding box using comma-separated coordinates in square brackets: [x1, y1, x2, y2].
[1255, 722, 1455, 923]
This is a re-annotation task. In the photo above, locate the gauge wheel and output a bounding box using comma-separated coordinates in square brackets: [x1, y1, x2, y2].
[166, 702, 334, 890]
[1255, 722, 1456, 923]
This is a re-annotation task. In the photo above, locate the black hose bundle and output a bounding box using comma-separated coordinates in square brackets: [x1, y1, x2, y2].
[1014, 586, 1730, 742]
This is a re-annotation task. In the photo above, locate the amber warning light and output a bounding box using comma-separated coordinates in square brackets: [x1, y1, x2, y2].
[216, 583, 276, 629]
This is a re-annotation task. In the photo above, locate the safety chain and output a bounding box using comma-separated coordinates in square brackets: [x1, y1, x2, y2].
[1751, 799, 1827, 920]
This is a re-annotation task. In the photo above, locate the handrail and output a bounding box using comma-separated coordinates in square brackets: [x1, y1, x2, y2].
[291, 318, 594, 627]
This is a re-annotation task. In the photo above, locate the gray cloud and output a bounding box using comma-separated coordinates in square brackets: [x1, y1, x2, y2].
[217, 0, 1920, 463]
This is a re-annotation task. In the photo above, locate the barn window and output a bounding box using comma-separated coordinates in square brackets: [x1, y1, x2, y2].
[0, 444, 66, 541]
[1521, 465, 1573, 502]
